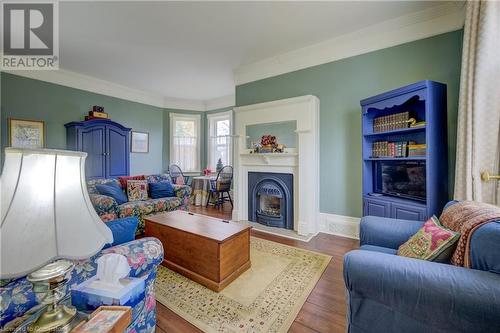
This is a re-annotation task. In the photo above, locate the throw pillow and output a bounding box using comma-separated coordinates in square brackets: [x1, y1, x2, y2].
[118, 175, 145, 189]
[149, 181, 175, 199]
[397, 215, 460, 261]
[146, 174, 171, 184]
[103, 217, 139, 249]
[95, 183, 128, 205]
[127, 180, 148, 201]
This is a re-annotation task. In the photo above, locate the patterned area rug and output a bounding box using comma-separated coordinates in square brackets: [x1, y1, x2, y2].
[155, 237, 331, 332]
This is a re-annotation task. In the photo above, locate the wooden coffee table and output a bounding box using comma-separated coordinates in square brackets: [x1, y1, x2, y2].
[144, 210, 251, 292]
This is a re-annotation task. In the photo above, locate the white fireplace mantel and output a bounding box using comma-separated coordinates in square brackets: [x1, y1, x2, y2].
[232, 95, 320, 236]
[239, 152, 298, 167]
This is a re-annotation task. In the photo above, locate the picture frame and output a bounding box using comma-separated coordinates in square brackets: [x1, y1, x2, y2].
[8, 118, 46, 149]
[131, 131, 149, 153]
[72, 306, 132, 333]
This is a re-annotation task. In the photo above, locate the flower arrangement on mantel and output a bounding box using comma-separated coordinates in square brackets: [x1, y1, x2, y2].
[251, 135, 286, 154]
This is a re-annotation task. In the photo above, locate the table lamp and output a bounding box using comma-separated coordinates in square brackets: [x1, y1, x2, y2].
[1, 148, 113, 332]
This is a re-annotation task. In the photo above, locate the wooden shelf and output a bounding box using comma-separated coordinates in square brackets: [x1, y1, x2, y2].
[363, 126, 426, 137]
[364, 157, 426, 161]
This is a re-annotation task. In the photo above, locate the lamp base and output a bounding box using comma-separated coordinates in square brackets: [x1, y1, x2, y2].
[27, 260, 77, 333]
[28, 304, 77, 333]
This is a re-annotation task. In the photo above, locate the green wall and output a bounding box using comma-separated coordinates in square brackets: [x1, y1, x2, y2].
[1, 72, 168, 175]
[246, 120, 297, 148]
[236, 30, 463, 217]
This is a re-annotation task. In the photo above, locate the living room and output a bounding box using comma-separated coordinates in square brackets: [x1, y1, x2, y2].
[1, 1, 499, 333]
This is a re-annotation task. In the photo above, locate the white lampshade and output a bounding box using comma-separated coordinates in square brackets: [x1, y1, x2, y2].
[1, 148, 113, 279]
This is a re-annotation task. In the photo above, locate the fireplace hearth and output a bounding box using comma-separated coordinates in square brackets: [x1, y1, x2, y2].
[248, 172, 293, 229]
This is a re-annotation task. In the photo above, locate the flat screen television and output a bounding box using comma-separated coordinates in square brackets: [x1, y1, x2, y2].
[374, 161, 426, 201]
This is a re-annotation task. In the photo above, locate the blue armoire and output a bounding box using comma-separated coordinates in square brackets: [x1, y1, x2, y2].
[65, 119, 131, 179]
[360, 80, 448, 221]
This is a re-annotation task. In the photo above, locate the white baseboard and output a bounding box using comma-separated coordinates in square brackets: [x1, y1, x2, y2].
[318, 213, 360, 240]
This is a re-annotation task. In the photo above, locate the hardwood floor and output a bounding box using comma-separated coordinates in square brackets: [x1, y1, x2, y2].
[156, 205, 359, 332]
[188, 204, 233, 220]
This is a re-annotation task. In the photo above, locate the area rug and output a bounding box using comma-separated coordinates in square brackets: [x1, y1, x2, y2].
[155, 236, 331, 333]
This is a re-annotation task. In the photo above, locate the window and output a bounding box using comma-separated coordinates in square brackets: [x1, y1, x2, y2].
[170, 113, 201, 173]
[208, 111, 233, 170]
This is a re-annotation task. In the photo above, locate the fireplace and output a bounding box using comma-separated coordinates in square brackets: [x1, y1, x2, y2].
[248, 172, 293, 229]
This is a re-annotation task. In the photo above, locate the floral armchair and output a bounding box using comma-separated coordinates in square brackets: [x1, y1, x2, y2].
[1, 237, 163, 333]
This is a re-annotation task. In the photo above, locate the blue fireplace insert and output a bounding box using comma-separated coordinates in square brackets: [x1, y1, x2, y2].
[248, 172, 293, 229]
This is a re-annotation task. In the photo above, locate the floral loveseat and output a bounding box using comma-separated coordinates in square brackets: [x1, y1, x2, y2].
[87, 174, 191, 234]
[1, 237, 163, 333]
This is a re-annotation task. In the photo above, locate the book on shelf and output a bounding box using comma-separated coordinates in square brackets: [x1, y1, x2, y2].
[373, 111, 413, 133]
[408, 143, 427, 157]
[371, 140, 417, 158]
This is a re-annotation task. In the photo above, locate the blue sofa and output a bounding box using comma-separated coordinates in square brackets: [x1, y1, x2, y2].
[0, 219, 163, 333]
[344, 202, 500, 333]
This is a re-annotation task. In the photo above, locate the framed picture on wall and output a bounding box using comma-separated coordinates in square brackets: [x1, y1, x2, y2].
[9, 118, 45, 148]
[131, 131, 149, 153]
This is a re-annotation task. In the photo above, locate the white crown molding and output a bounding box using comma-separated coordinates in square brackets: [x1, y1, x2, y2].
[3, 2, 464, 109]
[3, 69, 224, 111]
[234, 2, 466, 86]
[163, 96, 205, 111]
[3, 69, 168, 107]
[234, 94, 317, 113]
[204, 94, 235, 111]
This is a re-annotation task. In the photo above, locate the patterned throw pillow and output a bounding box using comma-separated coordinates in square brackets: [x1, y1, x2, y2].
[118, 175, 145, 189]
[126, 180, 148, 202]
[397, 215, 460, 261]
[146, 174, 171, 184]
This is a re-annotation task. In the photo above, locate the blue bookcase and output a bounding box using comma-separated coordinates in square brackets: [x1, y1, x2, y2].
[360, 80, 448, 221]
[65, 119, 131, 179]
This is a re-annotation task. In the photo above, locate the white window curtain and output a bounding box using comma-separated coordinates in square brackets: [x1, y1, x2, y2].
[454, 1, 500, 205]
[207, 111, 233, 170]
[170, 113, 201, 173]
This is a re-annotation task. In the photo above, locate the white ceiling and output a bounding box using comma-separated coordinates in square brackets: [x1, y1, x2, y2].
[60, 1, 447, 102]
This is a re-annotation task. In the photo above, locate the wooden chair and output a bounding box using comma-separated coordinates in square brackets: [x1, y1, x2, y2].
[169, 164, 192, 186]
[206, 166, 233, 209]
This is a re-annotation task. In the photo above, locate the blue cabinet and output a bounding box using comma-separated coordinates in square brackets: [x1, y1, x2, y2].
[360, 81, 448, 221]
[65, 119, 131, 179]
[363, 195, 428, 221]
[391, 202, 427, 221]
[364, 197, 390, 217]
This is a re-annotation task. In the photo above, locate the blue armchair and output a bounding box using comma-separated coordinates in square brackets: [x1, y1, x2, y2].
[1, 236, 163, 333]
[344, 203, 500, 333]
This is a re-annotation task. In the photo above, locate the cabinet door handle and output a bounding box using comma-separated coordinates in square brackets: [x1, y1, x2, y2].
[481, 170, 500, 182]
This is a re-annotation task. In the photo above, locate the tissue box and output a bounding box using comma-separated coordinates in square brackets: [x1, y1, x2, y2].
[71, 276, 145, 312]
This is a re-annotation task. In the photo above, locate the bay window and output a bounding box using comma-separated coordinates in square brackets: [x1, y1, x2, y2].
[207, 111, 233, 170]
[170, 113, 201, 173]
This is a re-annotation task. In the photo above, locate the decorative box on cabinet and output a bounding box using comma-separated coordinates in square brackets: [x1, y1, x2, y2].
[360, 81, 448, 221]
[65, 119, 131, 179]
